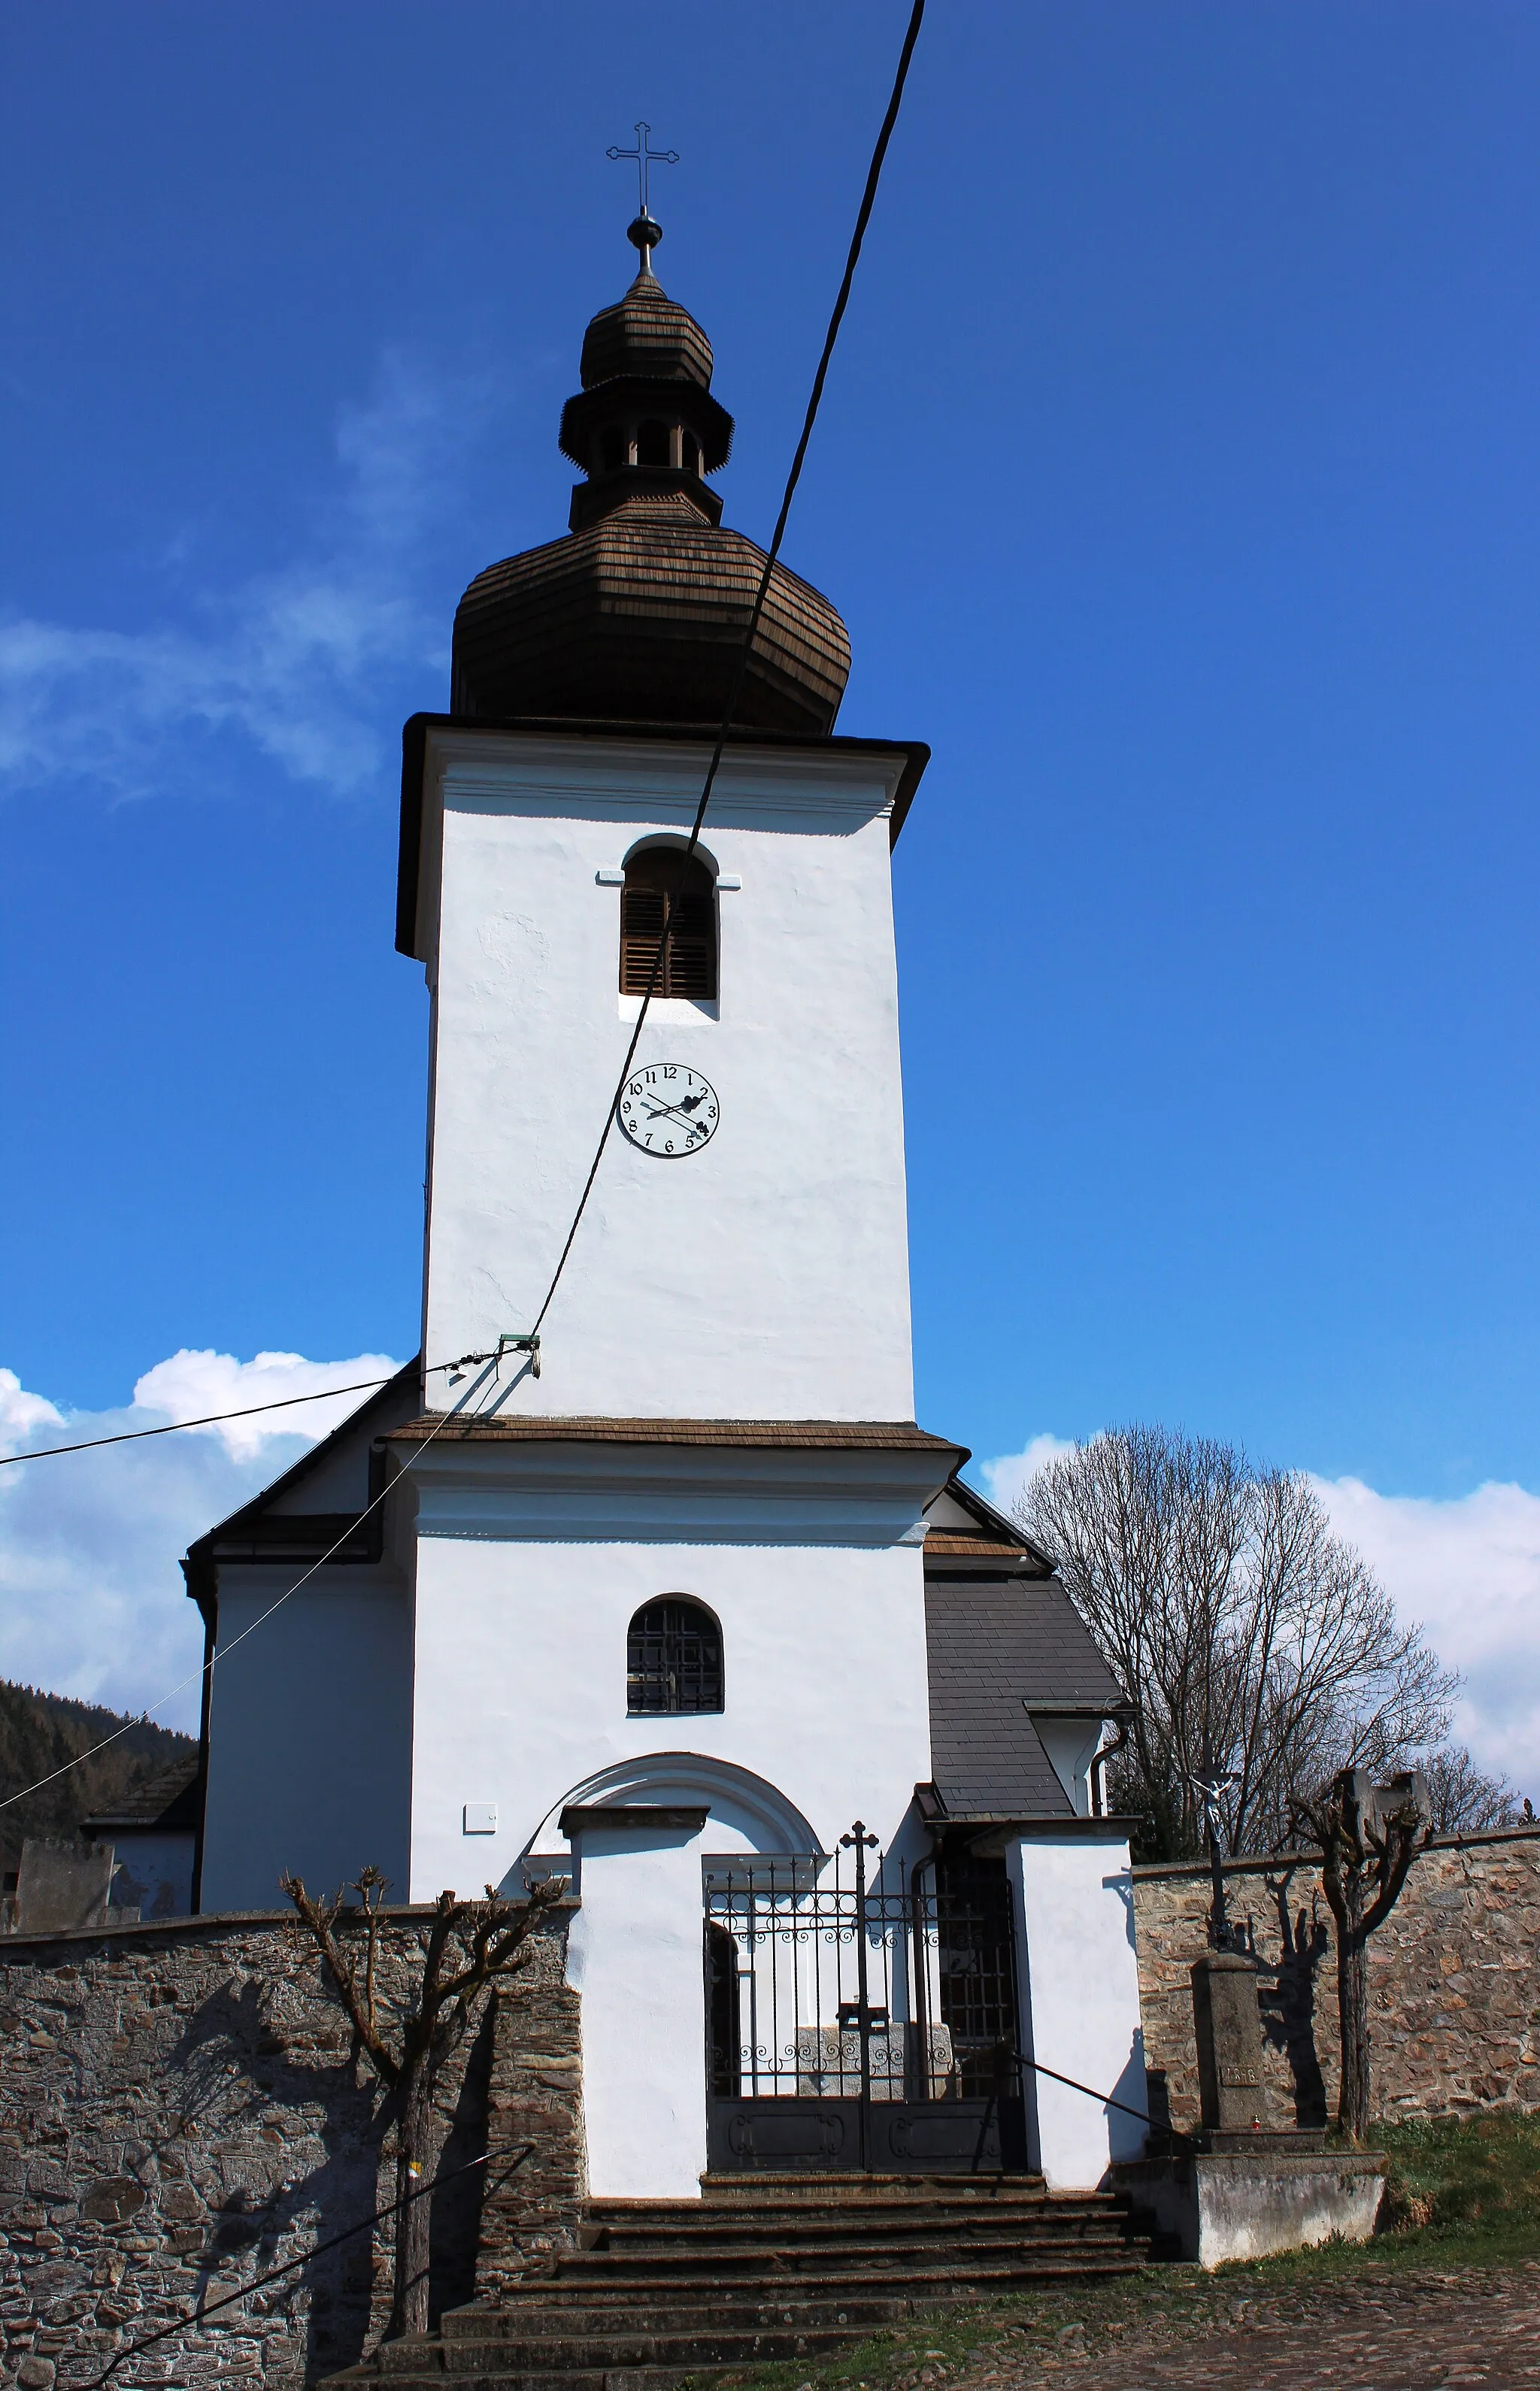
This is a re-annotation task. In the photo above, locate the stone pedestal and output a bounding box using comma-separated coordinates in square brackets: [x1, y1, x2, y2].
[1191, 1951, 1268, 2132]
[1114, 1950, 1385, 2263]
[1113, 2146, 1387, 2266]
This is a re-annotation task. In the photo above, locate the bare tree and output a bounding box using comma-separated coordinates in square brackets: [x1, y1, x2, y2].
[1015, 1426, 1456, 1859]
[1292, 1768, 1429, 2141]
[282, 1865, 568, 2340]
[1420, 1744, 1520, 1835]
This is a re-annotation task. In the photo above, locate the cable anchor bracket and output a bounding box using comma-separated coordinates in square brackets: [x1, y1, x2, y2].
[496, 1332, 542, 1379]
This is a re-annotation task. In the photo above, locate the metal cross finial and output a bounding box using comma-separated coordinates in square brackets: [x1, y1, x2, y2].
[606, 120, 679, 220]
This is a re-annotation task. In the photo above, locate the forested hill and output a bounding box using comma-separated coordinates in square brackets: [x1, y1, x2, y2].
[0, 1680, 197, 1869]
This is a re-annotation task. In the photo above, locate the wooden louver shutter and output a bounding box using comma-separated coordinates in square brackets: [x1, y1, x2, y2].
[620, 850, 717, 999]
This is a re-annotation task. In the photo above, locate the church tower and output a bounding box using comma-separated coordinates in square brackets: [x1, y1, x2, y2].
[190, 207, 1142, 2205]
[400, 211, 925, 1421]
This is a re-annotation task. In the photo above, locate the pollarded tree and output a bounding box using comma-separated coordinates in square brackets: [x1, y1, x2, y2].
[1014, 1425, 1456, 1859]
[1292, 1767, 1429, 2141]
[282, 1865, 568, 2339]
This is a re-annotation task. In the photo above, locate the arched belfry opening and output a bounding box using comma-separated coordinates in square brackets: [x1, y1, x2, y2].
[620, 847, 717, 1000]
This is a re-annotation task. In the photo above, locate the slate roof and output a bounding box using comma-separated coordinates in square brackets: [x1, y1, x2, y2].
[924, 1567, 1129, 1824]
[80, 1764, 200, 1837]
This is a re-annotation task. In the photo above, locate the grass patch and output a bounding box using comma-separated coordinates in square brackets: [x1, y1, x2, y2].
[696, 2113, 1540, 2391]
[1375, 2108, 1540, 2249]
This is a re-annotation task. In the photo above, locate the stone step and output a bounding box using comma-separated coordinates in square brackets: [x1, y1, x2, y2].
[357, 2273, 1147, 2387]
[358, 2326, 867, 2378]
[440, 2290, 959, 2337]
[456, 2326, 869, 2370]
[527, 2234, 1137, 2281]
[331, 2371, 662, 2391]
[434, 2252, 1147, 2333]
[696, 2171, 1050, 2202]
[323, 2181, 1154, 2391]
[356, 2374, 811, 2391]
[583, 2211, 1126, 2250]
[583, 2196, 1078, 2224]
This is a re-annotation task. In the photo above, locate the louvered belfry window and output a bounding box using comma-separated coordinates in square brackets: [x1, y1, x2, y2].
[626, 1598, 724, 1715]
[620, 848, 717, 1000]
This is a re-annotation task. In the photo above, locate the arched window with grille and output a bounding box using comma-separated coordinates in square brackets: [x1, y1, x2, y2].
[626, 1597, 724, 1715]
[620, 847, 717, 1000]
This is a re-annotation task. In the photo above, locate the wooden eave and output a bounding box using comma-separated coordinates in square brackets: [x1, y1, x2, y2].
[386, 1414, 966, 1459]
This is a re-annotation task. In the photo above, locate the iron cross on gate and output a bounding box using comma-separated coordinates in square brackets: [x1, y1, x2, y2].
[606, 121, 680, 220]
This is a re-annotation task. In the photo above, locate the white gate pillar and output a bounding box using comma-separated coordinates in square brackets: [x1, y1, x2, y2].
[1008, 1830, 1147, 2190]
[561, 1804, 710, 2199]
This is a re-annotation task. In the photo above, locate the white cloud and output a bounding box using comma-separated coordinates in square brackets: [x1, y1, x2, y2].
[0, 1347, 401, 1732]
[980, 1435, 1540, 1800]
[1311, 1474, 1540, 1799]
[132, 1346, 401, 1464]
[977, 1432, 1077, 1519]
[0, 350, 484, 804]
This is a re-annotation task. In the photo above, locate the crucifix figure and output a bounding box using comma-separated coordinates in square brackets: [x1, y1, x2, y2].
[606, 121, 680, 263]
[1186, 1748, 1238, 1952]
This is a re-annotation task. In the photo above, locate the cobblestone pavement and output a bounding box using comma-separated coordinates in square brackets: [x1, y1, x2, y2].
[950, 2265, 1540, 2389]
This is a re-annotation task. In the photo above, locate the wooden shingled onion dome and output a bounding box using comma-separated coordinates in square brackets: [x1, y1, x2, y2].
[450, 215, 851, 735]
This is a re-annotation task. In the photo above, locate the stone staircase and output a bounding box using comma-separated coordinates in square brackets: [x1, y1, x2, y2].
[331, 2173, 1154, 2391]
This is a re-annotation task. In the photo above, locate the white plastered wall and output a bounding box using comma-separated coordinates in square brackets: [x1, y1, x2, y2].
[1011, 1834, 1147, 2190]
[407, 1532, 931, 1900]
[1032, 1717, 1105, 1817]
[414, 731, 914, 1420]
[408, 1504, 934, 2199]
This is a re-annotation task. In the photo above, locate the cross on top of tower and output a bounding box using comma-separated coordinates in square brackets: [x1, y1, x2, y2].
[605, 120, 679, 273]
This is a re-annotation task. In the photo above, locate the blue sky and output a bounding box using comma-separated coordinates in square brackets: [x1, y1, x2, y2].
[2, 4, 1538, 1780]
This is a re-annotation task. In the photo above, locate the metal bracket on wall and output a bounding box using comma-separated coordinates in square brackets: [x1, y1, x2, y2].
[496, 1332, 542, 1379]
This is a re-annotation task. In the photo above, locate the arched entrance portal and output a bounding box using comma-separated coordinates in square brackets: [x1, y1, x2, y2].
[702, 1829, 1028, 2174]
[547, 1753, 821, 2200]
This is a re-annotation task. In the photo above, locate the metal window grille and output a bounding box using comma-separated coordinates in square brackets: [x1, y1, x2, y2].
[626, 1598, 723, 1714]
[934, 1847, 1020, 2096]
[620, 850, 717, 999]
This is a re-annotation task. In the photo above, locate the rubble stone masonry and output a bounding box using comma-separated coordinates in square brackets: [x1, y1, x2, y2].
[0, 1905, 580, 2391]
[1132, 1825, 1540, 2133]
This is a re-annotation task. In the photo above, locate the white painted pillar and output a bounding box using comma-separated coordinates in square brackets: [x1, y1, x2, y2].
[563, 1817, 708, 2198]
[1010, 1832, 1147, 2190]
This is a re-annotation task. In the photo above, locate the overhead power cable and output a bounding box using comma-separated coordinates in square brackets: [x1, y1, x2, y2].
[529, 0, 927, 1338]
[0, 1376, 394, 1468]
[0, 1352, 496, 1468]
[0, 1354, 504, 1816]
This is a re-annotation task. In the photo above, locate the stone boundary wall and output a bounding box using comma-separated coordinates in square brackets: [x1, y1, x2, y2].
[1132, 1826, 1540, 2133]
[0, 1905, 580, 2391]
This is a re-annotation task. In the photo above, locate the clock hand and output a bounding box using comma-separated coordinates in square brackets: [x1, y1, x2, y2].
[632, 1092, 709, 1132]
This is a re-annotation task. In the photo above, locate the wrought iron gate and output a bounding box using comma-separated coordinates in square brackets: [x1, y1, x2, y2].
[703, 1821, 1028, 2173]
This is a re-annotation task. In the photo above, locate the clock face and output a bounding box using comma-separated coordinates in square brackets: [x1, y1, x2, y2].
[617, 1065, 720, 1158]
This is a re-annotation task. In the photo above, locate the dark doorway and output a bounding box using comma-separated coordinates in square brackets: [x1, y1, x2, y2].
[934, 1845, 1022, 2096]
[707, 1924, 741, 2096]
